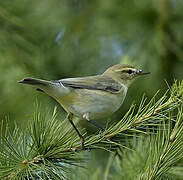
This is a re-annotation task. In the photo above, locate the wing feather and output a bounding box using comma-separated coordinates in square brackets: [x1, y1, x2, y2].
[55, 75, 122, 93]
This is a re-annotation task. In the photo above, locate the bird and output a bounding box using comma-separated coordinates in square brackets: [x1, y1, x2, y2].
[18, 64, 150, 148]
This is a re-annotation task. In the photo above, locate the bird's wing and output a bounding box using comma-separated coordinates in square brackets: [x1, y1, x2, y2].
[55, 75, 122, 93]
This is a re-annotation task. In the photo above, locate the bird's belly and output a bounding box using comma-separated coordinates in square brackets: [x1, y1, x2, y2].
[58, 89, 126, 119]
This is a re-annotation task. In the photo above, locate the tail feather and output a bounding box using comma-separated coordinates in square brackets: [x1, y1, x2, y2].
[18, 78, 50, 86]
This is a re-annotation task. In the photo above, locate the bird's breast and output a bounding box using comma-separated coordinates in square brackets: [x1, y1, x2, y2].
[55, 87, 127, 119]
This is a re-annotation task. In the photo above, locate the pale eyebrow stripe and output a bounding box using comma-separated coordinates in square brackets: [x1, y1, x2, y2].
[115, 68, 135, 72]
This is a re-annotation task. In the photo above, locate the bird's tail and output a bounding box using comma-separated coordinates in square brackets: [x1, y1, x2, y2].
[18, 77, 67, 97]
[18, 78, 51, 87]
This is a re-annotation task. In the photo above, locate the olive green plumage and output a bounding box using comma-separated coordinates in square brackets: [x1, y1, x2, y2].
[18, 64, 150, 148]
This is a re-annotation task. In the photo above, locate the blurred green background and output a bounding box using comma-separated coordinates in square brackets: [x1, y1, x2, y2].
[0, 0, 183, 178]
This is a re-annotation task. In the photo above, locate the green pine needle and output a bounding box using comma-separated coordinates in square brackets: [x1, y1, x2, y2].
[0, 80, 183, 179]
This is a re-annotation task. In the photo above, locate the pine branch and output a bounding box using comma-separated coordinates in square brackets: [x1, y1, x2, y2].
[146, 107, 183, 180]
[113, 108, 183, 180]
[0, 81, 183, 179]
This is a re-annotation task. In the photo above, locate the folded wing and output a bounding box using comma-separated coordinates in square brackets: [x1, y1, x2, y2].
[55, 75, 122, 93]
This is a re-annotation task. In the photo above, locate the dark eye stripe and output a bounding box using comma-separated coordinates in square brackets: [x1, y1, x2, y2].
[127, 70, 133, 74]
[123, 69, 134, 74]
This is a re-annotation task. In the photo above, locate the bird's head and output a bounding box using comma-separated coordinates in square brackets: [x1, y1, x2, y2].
[103, 64, 150, 87]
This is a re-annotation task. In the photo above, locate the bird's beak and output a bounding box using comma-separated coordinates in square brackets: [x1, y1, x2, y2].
[136, 70, 150, 75]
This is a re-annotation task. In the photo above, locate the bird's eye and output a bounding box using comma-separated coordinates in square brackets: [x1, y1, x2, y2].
[126, 70, 133, 74]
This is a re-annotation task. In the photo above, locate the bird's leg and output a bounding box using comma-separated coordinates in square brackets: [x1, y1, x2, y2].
[83, 113, 105, 131]
[67, 113, 85, 149]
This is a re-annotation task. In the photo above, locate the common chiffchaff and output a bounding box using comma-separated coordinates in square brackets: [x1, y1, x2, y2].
[19, 64, 150, 148]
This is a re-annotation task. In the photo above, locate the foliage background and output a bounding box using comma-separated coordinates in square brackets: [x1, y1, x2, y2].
[0, 0, 183, 179]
